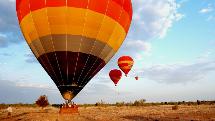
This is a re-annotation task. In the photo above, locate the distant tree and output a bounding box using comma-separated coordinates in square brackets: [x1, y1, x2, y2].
[133, 99, 146, 106]
[178, 102, 181, 105]
[140, 99, 146, 103]
[197, 100, 201, 105]
[182, 101, 185, 104]
[35, 95, 49, 109]
[116, 102, 125, 107]
[95, 100, 106, 106]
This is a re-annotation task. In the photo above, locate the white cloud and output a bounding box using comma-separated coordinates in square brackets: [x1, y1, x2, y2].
[16, 81, 56, 90]
[125, 40, 152, 53]
[122, 0, 184, 59]
[122, 40, 152, 59]
[199, 6, 213, 14]
[130, 0, 184, 39]
[0, 79, 61, 104]
[199, 4, 215, 21]
[139, 60, 215, 84]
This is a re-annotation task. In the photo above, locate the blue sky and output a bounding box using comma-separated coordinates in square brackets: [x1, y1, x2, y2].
[0, 0, 215, 104]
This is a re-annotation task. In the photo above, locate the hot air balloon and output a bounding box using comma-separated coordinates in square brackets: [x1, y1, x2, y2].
[16, 0, 133, 101]
[118, 56, 134, 76]
[135, 76, 138, 80]
[109, 69, 122, 86]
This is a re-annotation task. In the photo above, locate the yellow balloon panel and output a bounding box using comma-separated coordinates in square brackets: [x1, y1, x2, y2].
[20, 7, 126, 52]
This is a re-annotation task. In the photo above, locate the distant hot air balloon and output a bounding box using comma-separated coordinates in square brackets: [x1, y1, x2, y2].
[16, 0, 133, 101]
[109, 69, 122, 86]
[135, 76, 139, 80]
[118, 56, 134, 76]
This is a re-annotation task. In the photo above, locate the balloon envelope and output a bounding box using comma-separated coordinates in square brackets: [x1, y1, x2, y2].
[16, 0, 132, 100]
[109, 69, 122, 86]
[135, 76, 139, 80]
[118, 56, 134, 76]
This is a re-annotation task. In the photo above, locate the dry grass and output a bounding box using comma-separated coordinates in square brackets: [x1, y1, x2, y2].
[0, 105, 215, 121]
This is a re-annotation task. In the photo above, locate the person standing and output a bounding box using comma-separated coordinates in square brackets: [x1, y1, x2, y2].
[6, 105, 12, 117]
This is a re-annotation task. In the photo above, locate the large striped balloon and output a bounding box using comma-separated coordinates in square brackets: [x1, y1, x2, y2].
[16, 0, 132, 100]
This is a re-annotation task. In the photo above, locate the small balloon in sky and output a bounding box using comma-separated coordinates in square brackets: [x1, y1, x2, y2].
[118, 56, 134, 77]
[135, 76, 139, 80]
[109, 69, 122, 86]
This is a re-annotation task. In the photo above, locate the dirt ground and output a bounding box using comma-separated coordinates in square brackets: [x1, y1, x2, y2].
[0, 105, 215, 121]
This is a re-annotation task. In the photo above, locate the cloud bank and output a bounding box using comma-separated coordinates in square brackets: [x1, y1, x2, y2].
[141, 60, 215, 84]
[122, 0, 184, 58]
[129, 0, 184, 40]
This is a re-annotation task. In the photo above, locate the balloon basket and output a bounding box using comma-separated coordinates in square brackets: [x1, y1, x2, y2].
[59, 104, 79, 114]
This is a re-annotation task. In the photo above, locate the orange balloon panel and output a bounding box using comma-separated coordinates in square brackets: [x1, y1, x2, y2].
[16, 0, 133, 100]
[118, 56, 134, 76]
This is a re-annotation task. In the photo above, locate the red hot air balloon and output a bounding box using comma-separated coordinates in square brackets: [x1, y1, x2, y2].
[109, 69, 122, 86]
[135, 76, 139, 80]
[16, 0, 133, 101]
[118, 56, 134, 76]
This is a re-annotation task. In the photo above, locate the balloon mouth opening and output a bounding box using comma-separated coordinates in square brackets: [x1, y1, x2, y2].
[62, 91, 74, 101]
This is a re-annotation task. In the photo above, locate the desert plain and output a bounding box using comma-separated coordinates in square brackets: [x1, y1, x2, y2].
[0, 105, 215, 121]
